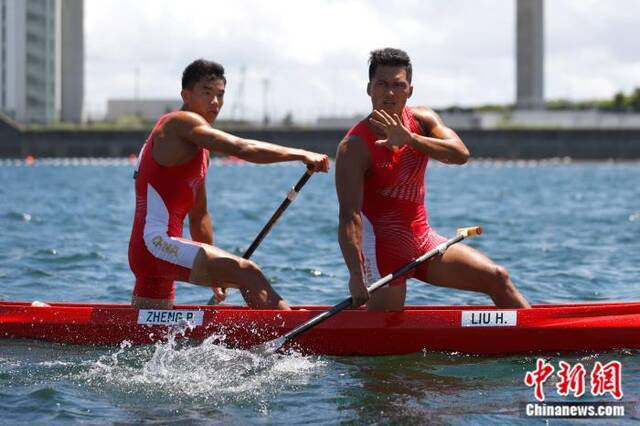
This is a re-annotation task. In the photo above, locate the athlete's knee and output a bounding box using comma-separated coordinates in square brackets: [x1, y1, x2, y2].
[486, 264, 513, 296]
[484, 264, 529, 308]
[494, 265, 510, 284]
[193, 247, 212, 268]
[233, 258, 268, 289]
[237, 258, 261, 275]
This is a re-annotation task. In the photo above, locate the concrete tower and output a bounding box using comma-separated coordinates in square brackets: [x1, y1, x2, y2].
[516, 0, 544, 110]
[60, 0, 84, 123]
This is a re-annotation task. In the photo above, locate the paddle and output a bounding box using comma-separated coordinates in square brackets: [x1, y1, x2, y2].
[207, 166, 315, 304]
[255, 226, 483, 354]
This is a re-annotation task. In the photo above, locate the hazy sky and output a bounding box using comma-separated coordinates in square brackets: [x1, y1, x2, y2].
[85, 0, 640, 122]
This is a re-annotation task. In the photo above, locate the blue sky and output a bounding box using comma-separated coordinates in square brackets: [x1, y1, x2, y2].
[85, 0, 640, 122]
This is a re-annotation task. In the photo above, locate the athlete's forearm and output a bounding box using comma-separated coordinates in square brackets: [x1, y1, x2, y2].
[408, 133, 469, 164]
[234, 138, 307, 164]
[189, 212, 213, 245]
[188, 123, 308, 165]
[338, 213, 366, 280]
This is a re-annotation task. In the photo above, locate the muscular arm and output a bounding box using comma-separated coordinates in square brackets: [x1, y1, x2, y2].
[188, 181, 213, 245]
[370, 106, 469, 165]
[173, 112, 329, 170]
[335, 136, 370, 307]
[408, 107, 470, 164]
[189, 181, 229, 301]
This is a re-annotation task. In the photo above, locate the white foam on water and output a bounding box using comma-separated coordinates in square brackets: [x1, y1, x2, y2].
[37, 360, 76, 367]
[0, 357, 22, 369]
[76, 326, 326, 406]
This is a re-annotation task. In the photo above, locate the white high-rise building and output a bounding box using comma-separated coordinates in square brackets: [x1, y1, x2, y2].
[0, 0, 83, 124]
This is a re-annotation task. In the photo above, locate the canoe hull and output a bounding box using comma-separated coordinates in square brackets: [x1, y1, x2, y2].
[2, 301, 640, 356]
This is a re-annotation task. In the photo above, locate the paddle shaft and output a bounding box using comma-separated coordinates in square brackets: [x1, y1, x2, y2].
[242, 168, 313, 259]
[276, 230, 475, 344]
[208, 167, 313, 304]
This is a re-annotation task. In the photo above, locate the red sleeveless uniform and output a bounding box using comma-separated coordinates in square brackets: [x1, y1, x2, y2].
[128, 114, 209, 299]
[344, 106, 446, 286]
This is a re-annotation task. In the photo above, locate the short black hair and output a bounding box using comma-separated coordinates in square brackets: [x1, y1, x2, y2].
[368, 48, 412, 82]
[181, 59, 226, 90]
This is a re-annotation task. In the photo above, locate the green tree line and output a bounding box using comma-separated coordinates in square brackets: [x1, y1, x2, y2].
[440, 87, 640, 113]
[546, 87, 640, 112]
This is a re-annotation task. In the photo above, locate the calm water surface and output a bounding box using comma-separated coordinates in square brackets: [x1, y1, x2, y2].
[1, 158, 639, 424]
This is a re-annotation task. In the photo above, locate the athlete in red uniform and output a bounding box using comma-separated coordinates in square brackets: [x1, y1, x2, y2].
[129, 59, 329, 310]
[336, 48, 530, 311]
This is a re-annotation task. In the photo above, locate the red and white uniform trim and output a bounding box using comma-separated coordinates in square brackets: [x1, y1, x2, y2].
[142, 184, 203, 269]
[128, 114, 210, 299]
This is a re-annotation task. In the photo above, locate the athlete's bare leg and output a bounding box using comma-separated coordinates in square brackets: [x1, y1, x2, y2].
[131, 245, 290, 310]
[366, 284, 406, 312]
[189, 245, 290, 310]
[423, 243, 530, 309]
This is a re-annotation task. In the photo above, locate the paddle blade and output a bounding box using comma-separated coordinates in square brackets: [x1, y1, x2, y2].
[252, 335, 287, 356]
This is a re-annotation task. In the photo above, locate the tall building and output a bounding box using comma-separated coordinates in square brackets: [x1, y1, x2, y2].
[516, 0, 544, 110]
[0, 0, 83, 124]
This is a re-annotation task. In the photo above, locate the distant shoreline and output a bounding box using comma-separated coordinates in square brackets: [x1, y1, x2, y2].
[2, 126, 640, 159]
[2, 157, 639, 167]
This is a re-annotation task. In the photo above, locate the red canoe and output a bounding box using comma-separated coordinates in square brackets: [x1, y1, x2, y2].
[1, 301, 640, 356]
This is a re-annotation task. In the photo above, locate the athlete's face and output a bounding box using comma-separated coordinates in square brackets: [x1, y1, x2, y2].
[181, 77, 226, 123]
[367, 66, 413, 115]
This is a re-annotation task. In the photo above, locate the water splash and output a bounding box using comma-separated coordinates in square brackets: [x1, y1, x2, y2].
[76, 326, 325, 406]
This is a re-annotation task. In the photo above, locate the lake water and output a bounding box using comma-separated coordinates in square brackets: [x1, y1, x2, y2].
[1, 158, 639, 424]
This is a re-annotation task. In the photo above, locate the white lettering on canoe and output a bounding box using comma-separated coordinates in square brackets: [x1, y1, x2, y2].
[461, 310, 517, 327]
[137, 310, 204, 326]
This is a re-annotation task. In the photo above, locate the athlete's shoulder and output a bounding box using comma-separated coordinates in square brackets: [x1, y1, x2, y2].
[337, 131, 369, 163]
[410, 106, 445, 134]
[155, 112, 210, 141]
[161, 111, 208, 129]
[341, 119, 368, 146]
[410, 105, 438, 121]
[344, 117, 373, 140]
